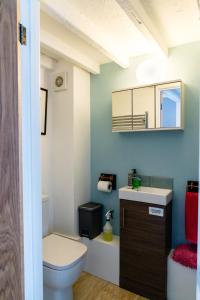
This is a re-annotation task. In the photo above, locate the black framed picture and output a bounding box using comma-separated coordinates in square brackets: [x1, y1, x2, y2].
[40, 88, 48, 135]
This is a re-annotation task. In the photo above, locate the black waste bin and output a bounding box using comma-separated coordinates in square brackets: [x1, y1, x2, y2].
[78, 202, 103, 239]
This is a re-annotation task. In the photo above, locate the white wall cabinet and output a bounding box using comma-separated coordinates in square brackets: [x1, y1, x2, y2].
[156, 81, 183, 129]
[112, 80, 184, 132]
[133, 86, 155, 129]
[112, 89, 132, 132]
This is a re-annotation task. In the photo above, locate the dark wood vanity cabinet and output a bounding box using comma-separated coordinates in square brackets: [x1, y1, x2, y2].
[120, 199, 172, 300]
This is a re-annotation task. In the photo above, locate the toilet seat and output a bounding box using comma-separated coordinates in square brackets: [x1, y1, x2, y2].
[43, 234, 87, 271]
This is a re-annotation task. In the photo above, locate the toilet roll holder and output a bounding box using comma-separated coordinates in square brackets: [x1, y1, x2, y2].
[187, 180, 199, 193]
[98, 173, 116, 190]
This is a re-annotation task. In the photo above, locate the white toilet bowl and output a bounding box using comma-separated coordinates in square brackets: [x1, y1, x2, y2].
[43, 233, 87, 300]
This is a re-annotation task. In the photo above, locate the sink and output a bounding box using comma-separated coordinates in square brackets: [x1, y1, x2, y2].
[119, 186, 172, 206]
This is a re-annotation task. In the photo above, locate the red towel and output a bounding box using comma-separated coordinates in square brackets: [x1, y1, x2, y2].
[185, 191, 198, 244]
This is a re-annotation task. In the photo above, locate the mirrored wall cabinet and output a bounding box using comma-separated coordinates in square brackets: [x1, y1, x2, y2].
[112, 80, 184, 132]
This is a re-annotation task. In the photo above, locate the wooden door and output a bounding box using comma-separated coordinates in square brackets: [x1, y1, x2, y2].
[0, 0, 24, 299]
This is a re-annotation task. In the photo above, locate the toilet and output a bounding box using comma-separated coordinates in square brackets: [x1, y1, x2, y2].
[42, 195, 87, 300]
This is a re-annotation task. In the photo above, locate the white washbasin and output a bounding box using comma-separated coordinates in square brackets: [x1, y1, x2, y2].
[119, 186, 172, 206]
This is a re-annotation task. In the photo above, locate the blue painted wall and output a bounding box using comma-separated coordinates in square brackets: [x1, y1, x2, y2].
[91, 42, 200, 246]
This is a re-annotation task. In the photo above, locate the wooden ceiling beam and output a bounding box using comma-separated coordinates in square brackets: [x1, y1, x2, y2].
[116, 0, 168, 57]
[41, 29, 100, 74]
[40, 0, 129, 68]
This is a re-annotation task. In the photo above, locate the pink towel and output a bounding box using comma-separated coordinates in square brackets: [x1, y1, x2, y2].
[172, 244, 197, 269]
[185, 192, 198, 244]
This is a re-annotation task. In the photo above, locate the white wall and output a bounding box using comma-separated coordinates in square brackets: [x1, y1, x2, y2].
[73, 66, 91, 233]
[40, 65, 54, 232]
[40, 66, 49, 194]
[51, 60, 75, 235]
[41, 58, 91, 236]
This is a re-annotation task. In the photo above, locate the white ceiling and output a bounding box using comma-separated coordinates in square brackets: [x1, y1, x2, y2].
[141, 0, 200, 47]
[61, 0, 153, 58]
[40, 0, 200, 73]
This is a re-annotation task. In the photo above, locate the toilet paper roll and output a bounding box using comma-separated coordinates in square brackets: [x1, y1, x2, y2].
[97, 181, 112, 193]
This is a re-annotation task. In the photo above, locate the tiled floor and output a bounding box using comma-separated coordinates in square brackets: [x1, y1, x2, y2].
[73, 272, 148, 300]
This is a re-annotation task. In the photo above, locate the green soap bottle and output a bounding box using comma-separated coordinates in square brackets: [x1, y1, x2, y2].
[132, 169, 141, 190]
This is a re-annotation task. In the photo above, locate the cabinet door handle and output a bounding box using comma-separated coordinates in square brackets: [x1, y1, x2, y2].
[122, 207, 125, 228]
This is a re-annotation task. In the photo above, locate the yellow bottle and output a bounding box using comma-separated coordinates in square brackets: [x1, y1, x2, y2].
[103, 210, 113, 242]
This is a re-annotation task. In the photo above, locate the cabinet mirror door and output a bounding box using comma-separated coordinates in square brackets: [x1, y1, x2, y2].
[133, 86, 155, 129]
[112, 90, 132, 132]
[156, 82, 182, 129]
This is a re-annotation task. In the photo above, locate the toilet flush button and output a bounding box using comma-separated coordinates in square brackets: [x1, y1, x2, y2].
[149, 207, 164, 217]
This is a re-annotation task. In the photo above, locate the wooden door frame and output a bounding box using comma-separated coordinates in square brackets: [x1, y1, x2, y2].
[20, 0, 42, 299]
